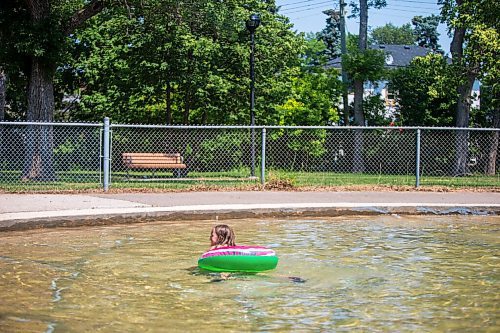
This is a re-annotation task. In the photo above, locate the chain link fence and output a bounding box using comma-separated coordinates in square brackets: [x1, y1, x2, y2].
[110, 124, 261, 183]
[0, 120, 498, 191]
[0, 122, 102, 191]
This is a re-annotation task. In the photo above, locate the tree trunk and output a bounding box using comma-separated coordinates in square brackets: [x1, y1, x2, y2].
[183, 50, 193, 124]
[353, 0, 368, 127]
[166, 80, 172, 125]
[201, 109, 207, 124]
[22, 0, 56, 181]
[19, 0, 105, 181]
[0, 68, 6, 121]
[183, 89, 190, 125]
[486, 107, 500, 175]
[22, 57, 56, 181]
[352, 0, 368, 173]
[449, 11, 475, 176]
[358, 0, 368, 50]
[0, 69, 5, 171]
[453, 72, 475, 176]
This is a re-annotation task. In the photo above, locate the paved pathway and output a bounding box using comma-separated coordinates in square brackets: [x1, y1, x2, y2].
[1, 191, 499, 231]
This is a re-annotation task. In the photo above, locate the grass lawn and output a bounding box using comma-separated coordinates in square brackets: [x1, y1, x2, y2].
[0, 169, 498, 192]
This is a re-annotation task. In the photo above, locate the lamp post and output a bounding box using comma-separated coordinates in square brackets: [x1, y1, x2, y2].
[246, 13, 260, 178]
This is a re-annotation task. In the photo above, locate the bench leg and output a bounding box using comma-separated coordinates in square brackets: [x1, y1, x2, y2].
[173, 168, 188, 178]
[181, 168, 189, 178]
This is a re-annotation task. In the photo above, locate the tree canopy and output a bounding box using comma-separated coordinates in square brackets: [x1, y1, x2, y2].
[390, 53, 458, 126]
[412, 15, 441, 51]
[371, 23, 414, 45]
[0, 0, 497, 130]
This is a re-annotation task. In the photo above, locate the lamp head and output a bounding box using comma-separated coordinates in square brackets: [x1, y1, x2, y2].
[246, 13, 261, 33]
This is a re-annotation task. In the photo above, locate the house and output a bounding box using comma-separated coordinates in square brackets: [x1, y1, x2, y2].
[326, 44, 480, 120]
[326, 44, 434, 70]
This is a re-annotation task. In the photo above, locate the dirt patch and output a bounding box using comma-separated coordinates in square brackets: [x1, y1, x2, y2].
[1, 184, 499, 194]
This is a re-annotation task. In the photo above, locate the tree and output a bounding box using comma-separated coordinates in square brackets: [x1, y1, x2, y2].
[1, 0, 109, 180]
[276, 35, 341, 126]
[412, 15, 441, 51]
[347, 0, 387, 127]
[390, 53, 458, 126]
[371, 23, 414, 45]
[318, 9, 341, 59]
[363, 94, 390, 126]
[344, 1, 386, 172]
[67, 0, 304, 125]
[439, 0, 499, 175]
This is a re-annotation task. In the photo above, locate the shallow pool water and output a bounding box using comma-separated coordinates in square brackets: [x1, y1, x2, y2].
[0, 215, 499, 332]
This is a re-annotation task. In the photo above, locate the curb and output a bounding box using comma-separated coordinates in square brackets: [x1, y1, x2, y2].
[1, 203, 499, 232]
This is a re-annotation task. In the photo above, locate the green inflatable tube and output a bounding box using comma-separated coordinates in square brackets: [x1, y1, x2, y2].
[198, 246, 278, 273]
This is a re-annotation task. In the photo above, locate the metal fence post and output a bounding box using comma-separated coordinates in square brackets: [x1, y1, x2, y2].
[103, 117, 110, 192]
[261, 127, 266, 185]
[415, 128, 421, 188]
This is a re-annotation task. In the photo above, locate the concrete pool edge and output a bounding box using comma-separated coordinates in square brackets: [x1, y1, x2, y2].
[1, 202, 499, 232]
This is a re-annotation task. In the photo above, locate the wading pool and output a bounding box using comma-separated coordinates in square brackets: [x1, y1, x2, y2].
[0, 215, 498, 332]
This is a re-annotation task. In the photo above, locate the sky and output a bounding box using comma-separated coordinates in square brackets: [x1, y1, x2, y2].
[275, 0, 452, 52]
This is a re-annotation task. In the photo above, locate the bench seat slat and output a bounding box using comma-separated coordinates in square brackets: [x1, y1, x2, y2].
[123, 153, 181, 157]
[125, 158, 182, 164]
[122, 152, 187, 170]
[126, 163, 187, 169]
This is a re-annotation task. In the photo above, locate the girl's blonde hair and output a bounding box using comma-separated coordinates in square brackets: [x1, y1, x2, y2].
[211, 224, 236, 247]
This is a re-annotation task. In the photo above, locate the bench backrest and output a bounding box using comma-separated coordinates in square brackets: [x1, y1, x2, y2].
[122, 153, 183, 166]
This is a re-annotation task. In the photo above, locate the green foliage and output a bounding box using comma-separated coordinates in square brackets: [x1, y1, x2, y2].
[271, 36, 342, 164]
[342, 48, 386, 82]
[286, 129, 328, 158]
[412, 15, 441, 51]
[348, 0, 387, 18]
[371, 23, 414, 45]
[275, 72, 341, 126]
[64, 0, 305, 125]
[195, 132, 246, 172]
[303, 33, 329, 68]
[0, 0, 106, 120]
[275, 35, 341, 126]
[318, 9, 341, 58]
[346, 33, 358, 52]
[0, 0, 69, 62]
[466, 24, 499, 102]
[363, 94, 390, 125]
[439, 0, 499, 128]
[390, 53, 458, 126]
[1, 0, 312, 125]
[472, 84, 498, 128]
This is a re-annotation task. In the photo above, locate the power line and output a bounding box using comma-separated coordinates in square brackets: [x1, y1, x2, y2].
[281, 4, 335, 15]
[278, 0, 320, 8]
[386, 3, 438, 11]
[288, 11, 330, 21]
[279, 0, 334, 13]
[380, 7, 436, 15]
[286, 6, 436, 19]
[389, 0, 440, 4]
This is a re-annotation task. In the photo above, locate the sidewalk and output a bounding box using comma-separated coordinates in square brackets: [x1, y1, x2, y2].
[1, 191, 499, 231]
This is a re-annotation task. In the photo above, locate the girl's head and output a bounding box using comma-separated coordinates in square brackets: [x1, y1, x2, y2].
[210, 224, 236, 247]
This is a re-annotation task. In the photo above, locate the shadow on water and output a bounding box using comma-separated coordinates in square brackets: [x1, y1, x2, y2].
[186, 266, 306, 283]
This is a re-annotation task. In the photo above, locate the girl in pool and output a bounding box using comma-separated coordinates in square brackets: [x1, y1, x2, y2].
[207, 224, 305, 283]
[210, 224, 236, 250]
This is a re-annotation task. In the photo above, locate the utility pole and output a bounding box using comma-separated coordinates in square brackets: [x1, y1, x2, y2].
[339, 0, 349, 125]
